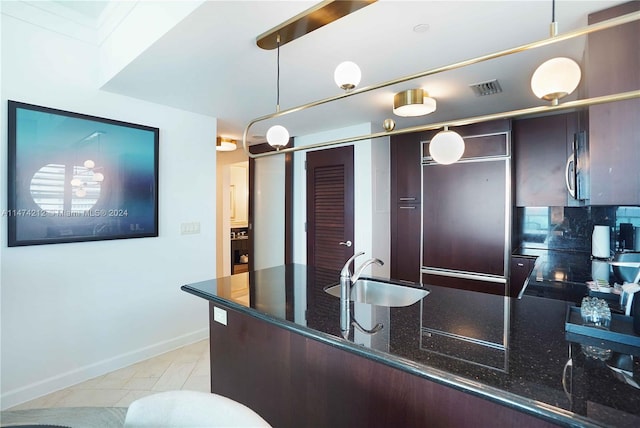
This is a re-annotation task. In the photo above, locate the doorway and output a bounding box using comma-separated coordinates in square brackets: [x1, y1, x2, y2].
[216, 151, 249, 278]
[230, 161, 249, 274]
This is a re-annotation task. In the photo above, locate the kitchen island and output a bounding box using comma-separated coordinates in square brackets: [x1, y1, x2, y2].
[182, 264, 640, 428]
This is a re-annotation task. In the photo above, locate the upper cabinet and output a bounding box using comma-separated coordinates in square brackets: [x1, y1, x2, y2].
[586, 1, 640, 205]
[390, 132, 425, 283]
[390, 132, 423, 204]
[513, 112, 582, 207]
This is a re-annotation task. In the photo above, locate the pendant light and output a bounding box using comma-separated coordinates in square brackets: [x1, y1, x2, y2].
[334, 61, 361, 91]
[266, 34, 290, 150]
[530, 0, 582, 105]
[393, 89, 437, 117]
[429, 126, 465, 165]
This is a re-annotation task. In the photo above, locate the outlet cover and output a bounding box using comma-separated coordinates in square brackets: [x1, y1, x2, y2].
[213, 307, 227, 325]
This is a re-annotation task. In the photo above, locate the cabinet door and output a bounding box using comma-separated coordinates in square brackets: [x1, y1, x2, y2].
[509, 256, 535, 297]
[390, 133, 422, 204]
[390, 132, 423, 283]
[513, 113, 578, 207]
[587, 2, 640, 205]
[423, 159, 507, 277]
[391, 203, 421, 283]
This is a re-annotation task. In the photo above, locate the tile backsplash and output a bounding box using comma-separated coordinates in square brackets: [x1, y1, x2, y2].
[515, 206, 640, 253]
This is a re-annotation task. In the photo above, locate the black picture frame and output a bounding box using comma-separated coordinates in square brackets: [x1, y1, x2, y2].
[7, 100, 159, 246]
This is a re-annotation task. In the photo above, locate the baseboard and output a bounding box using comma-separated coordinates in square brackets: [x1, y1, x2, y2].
[0, 328, 209, 410]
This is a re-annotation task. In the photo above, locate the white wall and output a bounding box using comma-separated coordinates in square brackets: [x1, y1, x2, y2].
[0, 11, 215, 409]
[253, 156, 286, 270]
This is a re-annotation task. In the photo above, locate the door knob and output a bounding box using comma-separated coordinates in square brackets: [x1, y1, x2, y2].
[339, 240, 352, 247]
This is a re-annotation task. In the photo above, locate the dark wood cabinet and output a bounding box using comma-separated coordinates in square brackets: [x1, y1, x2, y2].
[390, 132, 423, 204]
[390, 120, 512, 289]
[422, 120, 511, 293]
[423, 159, 507, 277]
[208, 302, 558, 428]
[509, 256, 536, 297]
[513, 112, 580, 207]
[390, 132, 425, 282]
[390, 204, 421, 282]
[586, 1, 640, 205]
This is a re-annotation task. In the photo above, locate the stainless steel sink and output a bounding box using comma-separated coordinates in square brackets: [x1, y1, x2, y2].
[324, 278, 429, 307]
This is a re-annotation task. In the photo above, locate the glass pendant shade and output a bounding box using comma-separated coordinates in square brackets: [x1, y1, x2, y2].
[93, 172, 105, 182]
[266, 125, 290, 149]
[531, 57, 581, 102]
[393, 89, 437, 117]
[216, 137, 237, 152]
[83, 159, 95, 169]
[429, 129, 465, 165]
[334, 61, 361, 90]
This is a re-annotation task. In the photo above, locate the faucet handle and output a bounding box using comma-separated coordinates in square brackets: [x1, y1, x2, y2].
[351, 257, 384, 283]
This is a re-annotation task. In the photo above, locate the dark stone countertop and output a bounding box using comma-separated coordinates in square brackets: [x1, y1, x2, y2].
[513, 245, 594, 304]
[182, 264, 640, 428]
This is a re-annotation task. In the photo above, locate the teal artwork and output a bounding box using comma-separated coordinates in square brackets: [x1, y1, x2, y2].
[7, 101, 159, 246]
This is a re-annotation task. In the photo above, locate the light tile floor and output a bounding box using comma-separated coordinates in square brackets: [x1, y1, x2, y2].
[8, 339, 210, 411]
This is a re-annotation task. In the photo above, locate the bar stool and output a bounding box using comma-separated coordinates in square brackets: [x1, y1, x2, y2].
[123, 390, 271, 427]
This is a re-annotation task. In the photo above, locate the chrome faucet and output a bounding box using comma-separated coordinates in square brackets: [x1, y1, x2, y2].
[339, 252, 384, 339]
[352, 257, 385, 283]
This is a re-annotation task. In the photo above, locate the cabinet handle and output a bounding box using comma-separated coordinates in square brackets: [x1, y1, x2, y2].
[399, 197, 417, 201]
[517, 263, 524, 267]
[565, 154, 576, 199]
[339, 240, 352, 247]
[562, 356, 573, 404]
[399, 206, 416, 210]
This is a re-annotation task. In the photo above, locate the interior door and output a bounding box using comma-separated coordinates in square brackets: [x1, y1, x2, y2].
[306, 146, 355, 272]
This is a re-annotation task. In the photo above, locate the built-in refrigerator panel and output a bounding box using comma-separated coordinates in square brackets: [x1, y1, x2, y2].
[421, 130, 511, 292]
[422, 159, 507, 276]
[420, 125, 512, 370]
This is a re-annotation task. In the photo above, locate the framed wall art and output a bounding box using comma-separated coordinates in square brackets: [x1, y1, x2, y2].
[7, 100, 159, 246]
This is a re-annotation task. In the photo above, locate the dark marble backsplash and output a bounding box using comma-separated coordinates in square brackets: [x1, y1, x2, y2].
[515, 206, 640, 254]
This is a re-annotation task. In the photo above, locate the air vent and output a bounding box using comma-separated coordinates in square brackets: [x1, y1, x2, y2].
[469, 79, 503, 97]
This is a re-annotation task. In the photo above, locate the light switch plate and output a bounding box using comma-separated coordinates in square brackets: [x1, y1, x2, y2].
[213, 307, 227, 326]
[180, 222, 201, 235]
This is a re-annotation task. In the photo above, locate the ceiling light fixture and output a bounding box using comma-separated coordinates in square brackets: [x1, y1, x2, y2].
[429, 126, 465, 165]
[334, 61, 362, 91]
[242, 11, 639, 159]
[393, 89, 437, 117]
[256, 1, 378, 50]
[266, 34, 290, 150]
[216, 137, 237, 152]
[530, 0, 582, 105]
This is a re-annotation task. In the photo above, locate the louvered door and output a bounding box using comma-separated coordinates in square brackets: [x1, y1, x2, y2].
[306, 146, 354, 271]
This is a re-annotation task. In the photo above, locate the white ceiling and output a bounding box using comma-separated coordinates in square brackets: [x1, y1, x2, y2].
[68, 1, 629, 144]
[53, 0, 110, 20]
